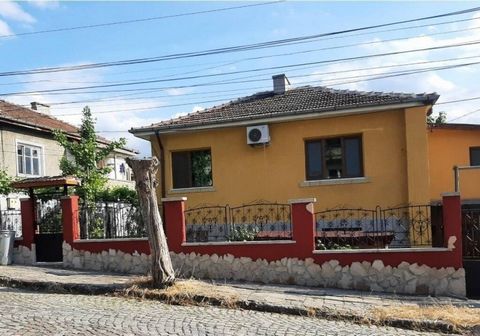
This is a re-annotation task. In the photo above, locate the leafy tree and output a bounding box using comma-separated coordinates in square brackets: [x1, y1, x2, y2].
[53, 106, 126, 203]
[0, 169, 13, 196]
[427, 111, 447, 125]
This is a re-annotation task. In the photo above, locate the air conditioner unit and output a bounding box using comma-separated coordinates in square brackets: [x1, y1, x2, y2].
[246, 125, 270, 145]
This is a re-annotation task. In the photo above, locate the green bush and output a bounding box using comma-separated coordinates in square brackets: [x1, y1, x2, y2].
[97, 186, 138, 205]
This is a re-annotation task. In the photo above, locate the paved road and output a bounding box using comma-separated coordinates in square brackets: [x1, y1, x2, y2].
[0, 287, 445, 336]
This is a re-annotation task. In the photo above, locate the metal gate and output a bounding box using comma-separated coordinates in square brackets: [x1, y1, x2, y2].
[462, 207, 480, 298]
[34, 194, 63, 262]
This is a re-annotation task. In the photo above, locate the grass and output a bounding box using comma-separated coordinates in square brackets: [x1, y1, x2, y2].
[121, 277, 240, 308]
[371, 304, 480, 332]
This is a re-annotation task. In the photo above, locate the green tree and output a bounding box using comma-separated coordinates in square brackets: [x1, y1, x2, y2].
[53, 106, 126, 203]
[427, 111, 447, 125]
[0, 169, 13, 196]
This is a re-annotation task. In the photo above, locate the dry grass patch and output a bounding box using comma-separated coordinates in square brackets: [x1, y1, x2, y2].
[121, 278, 240, 308]
[371, 304, 480, 332]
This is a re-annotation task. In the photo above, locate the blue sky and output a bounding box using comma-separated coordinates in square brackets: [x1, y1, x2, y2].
[1, 1, 480, 155]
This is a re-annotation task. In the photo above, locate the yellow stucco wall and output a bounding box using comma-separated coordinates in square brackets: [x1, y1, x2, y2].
[152, 107, 432, 211]
[428, 127, 480, 202]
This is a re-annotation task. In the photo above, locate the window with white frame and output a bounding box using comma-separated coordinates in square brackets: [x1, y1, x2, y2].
[17, 143, 42, 176]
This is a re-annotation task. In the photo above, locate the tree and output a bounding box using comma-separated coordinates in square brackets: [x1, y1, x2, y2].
[126, 157, 175, 287]
[53, 106, 126, 203]
[427, 111, 447, 125]
[0, 169, 13, 196]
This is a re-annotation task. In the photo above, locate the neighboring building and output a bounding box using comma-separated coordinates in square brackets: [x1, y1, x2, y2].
[131, 74, 439, 210]
[428, 123, 480, 204]
[0, 100, 138, 210]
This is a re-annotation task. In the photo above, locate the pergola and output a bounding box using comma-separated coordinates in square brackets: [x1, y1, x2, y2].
[12, 176, 80, 197]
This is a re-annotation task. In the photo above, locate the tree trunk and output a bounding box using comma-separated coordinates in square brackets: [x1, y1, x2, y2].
[126, 157, 175, 287]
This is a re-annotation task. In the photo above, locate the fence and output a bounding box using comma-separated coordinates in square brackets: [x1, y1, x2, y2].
[79, 202, 146, 239]
[462, 208, 480, 259]
[0, 210, 22, 237]
[185, 202, 292, 243]
[315, 204, 435, 250]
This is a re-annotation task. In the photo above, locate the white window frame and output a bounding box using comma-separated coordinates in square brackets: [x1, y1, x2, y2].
[15, 140, 44, 177]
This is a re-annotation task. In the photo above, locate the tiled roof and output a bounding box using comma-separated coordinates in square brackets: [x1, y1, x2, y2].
[131, 86, 439, 133]
[0, 100, 138, 154]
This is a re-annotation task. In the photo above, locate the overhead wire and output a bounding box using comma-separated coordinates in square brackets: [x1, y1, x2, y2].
[1, 6, 479, 78]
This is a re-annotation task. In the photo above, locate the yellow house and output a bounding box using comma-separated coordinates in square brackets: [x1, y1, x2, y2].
[428, 123, 480, 204]
[131, 74, 441, 211]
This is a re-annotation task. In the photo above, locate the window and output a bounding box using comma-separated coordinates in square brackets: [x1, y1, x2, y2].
[172, 149, 212, 189]
[17, 143, 42, 176]
[305, 136, 363, 180]
[470, 147, 480, 166]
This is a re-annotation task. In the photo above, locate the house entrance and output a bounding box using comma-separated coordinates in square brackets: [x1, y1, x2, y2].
[34, 193, 63, 262]
[11, 176, 80, 264]
[462, 206, 480, 298]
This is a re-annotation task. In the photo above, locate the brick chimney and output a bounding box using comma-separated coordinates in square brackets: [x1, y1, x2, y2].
[272, 74, 290, 94]
[30, 102, 50, 115]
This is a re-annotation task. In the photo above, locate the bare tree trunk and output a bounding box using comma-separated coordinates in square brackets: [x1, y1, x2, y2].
[126, 157, 175, 287]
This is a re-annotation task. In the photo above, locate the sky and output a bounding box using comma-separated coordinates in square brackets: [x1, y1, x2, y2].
[1, 1, 480, 155]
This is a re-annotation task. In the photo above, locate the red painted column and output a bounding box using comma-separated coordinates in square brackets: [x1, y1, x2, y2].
[289, 198, 316, 258]
[162, 197, 187, 253]
[61, 195, 80, 244]
[442, 192, 463, 269]
[19, 198, 35, 248]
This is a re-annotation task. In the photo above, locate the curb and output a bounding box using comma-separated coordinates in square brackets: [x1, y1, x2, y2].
[0, 276, 462, 334]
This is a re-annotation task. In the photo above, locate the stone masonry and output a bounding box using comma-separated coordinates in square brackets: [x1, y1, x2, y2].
[62, 243, 466, 297]
[12, 245, 34, 265]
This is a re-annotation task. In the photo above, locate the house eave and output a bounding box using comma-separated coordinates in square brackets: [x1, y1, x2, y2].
[130, 101, 427, 138]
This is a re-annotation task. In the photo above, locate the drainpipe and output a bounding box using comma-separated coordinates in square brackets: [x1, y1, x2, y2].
[154, 131, 166, 226]
[454, 166, 460, 193]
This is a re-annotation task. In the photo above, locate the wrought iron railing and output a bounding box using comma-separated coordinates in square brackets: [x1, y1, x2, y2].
[315, 205, 434, 250]
[37, 200, 63, 234]
[185, 201, 292, 243]
[79, 202, 146, 239]
[185, 205, 228, 242]
[230, 202, 292, 241]
[0, 210, 22, 238]
[462, 208, 480, 259]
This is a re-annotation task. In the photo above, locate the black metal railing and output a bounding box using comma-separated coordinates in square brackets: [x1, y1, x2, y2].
[37, 200, 63, 234]
[79, 202, 146, 239]
[185, 205, 228, 242]
[0, 210, 22, 237]
[462, 208, 480, 259]
[230, 202, 292, 241]
[185, 201, 292, 243]
[315, 205, 434, 250]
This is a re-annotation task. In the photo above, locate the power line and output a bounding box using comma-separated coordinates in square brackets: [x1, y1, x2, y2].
[1, 6, 479, 78]
[0, 1, 284, 39]
[449, 108, 480, 121]
[3, 38, 480, 98]
[4, 22, 480, 88]
[3, 60, 479, 119]
[29, 54, 480, 110]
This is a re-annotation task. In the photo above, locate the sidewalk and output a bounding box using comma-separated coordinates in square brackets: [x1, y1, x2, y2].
[1, 264, 479, 334]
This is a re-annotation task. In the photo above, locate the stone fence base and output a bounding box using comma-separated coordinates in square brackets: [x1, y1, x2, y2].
[62, 243, 466, 297]
[12, 245, 35, 265]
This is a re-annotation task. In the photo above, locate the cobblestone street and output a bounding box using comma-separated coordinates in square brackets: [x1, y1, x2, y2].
[0, 287, 447, 336]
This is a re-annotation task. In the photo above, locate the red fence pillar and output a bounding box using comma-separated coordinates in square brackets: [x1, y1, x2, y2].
[162, 197, 187, 253]
[442, 192, 463, 269]
[19, 198, 35, 248]
[61, 195, 80, 244]
[289, 198, 316, 258]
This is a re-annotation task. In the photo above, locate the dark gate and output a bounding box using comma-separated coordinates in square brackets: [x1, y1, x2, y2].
[35, 194, 63, 262]
[462, 206, 480, 298]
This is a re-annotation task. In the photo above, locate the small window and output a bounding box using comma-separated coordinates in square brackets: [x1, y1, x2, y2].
[470, 147, 480, 166]
[172, 149, 212, 189]
[305, 136, 363, 180]
[17, 143, 42, 176]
